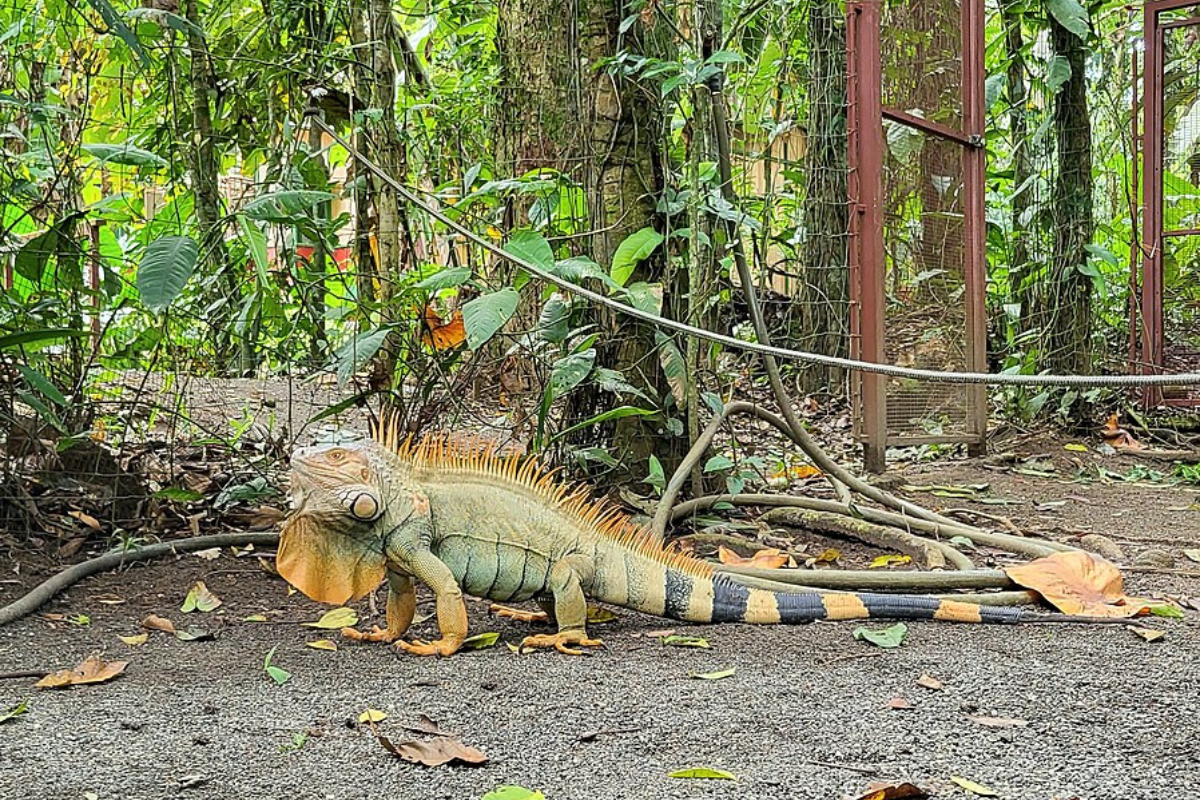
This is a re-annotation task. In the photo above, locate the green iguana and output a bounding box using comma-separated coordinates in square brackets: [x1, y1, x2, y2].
[278, 421, 1101, 656]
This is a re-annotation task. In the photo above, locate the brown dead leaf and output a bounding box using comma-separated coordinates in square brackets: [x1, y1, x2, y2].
[57, 536, 87, 558]
[854, 783, 928, 800]
[246, 506, 285, 530]
[916, 674, 943, 691]
[142, 614, 177, 634]
[379, 735, 486, 766]
[1004, 551, 1170, 618]
[1100, 413, 1142, 450]
[35, 655, 127, 689]
[1126, 625, 1165, 642]
[67, 510, 102, 530]
[716, 545, 789, 569]
[967, 715, 1028, 728]
[403, 714, 452, 737]
[886, 696, 914, 710]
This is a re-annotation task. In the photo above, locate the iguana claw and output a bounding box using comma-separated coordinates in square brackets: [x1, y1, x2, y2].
[489, 604, 549, 623]
[340, 625, 397, 643]
[520, 631, 604, 656]
[394, 637, 462, 657]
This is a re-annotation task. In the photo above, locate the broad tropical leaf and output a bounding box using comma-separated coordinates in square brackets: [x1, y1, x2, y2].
[462, 289, 520, 349]
[137, 235, 198, 313]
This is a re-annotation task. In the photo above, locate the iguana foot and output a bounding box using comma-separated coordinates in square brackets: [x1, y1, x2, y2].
[489, 604, 549, 623]
[520, 631, 604, 656]
[340, 625, 397, 643]
[394, 637, 462, 657]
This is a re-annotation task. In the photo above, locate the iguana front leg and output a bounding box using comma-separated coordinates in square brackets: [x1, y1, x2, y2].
[392, 550, 468, 657]
[342, 571, 416, 643]
[521, 556, 603, 655]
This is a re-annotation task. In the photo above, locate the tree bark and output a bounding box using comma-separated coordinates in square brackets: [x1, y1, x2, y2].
[1043, 18, 1093, 375]
[1001, 2, 1034, 329]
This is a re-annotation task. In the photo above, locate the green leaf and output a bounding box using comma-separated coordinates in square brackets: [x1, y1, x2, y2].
[504, 230, 554, 271]
[14, 229, 57, 283]
[554, 406, 656, 439]
[481, 787, 545, 800]
[701, 392, 725, 416]
[137, 235, 198, 313]
[725, 475, 745, 497]
[661, 634, 709, 648]
[266, 665, 291, 685]
[461, 632, 501, 650]
[302, 607, 359, 629]
[853, 622, 908, 649]
[1149, 604, 1184, 619]
[124, 7, 205, 38]
[416, 267, 473, 291]
[620, 282, 663, 315]
[610, 227, 664, 287]
[644, 454, 667, 491]
[81, 143, 166, 169]
[1046, 55, 1072, 93]
[689, 667, 736, 680]
[332, 329, 389, 385]
[462, 289, 520, 349]
[0, 698, 29, 725]
[238, 216, 270, 282]
[16, 365, 67, 407]
[549, 350, 596, 397]
[537, 296, 572, 343]
[984, 73, 1006, 111]
[242, 190, 334, 222]
[550, 256, 614, 287]
[704, 455, 734, 473]
[85, 0, 150, 67]
[668, 767, 735, 780]
[1046, 0, 1090, 39]
[655, 332, 688, 408]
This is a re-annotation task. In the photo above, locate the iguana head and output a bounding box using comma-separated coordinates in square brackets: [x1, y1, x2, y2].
[277, 441, 389, 605]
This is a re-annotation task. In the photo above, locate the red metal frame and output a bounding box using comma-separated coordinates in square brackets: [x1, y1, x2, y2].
[848, 0, 988, 471]
[1140, 0, 1200, 407]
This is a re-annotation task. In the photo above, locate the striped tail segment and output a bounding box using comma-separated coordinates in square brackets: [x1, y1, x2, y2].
[709, 574, 1025, 625]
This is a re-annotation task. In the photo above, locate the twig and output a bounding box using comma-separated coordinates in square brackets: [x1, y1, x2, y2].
[801, 759, 879, 776]
[943, 507, 1025, 537]
[0, 670, 49, 680]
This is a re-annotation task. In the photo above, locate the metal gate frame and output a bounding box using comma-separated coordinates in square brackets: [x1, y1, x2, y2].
[847, 0, 989, 472]
[1139, 0, 1200, 407]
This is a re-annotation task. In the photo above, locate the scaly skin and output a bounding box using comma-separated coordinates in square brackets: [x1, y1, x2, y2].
[277, 428, 1094, 657]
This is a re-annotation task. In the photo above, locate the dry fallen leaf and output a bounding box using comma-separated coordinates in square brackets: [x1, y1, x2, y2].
[118, 633, 149, 647]
[306, 639, 338, 651]
[1100, 413, 1142, 450]
[916, 674, 943, 691]
[717, 545, 789, 569]
[142, 614, 177, 634]
[192, 547, 222, 561]
[379, 735, 487, 767]
[967, 715, 1028, 728]
[1004, 551, 1173, 618]
[805, 548, 841, 567]
[404, 714, 452, 737]
[35, 656, 128, 689]
[67, 509, 102, 530]
[886, 696, 914, 710]
[950, 776, 998, 797]
[359, 709, 388, 723]
[1126, 625, 1165, 642]
[853, 782, 928, 800]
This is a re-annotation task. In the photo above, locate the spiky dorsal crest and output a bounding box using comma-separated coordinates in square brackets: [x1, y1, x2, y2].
[370, 412, 714, 580]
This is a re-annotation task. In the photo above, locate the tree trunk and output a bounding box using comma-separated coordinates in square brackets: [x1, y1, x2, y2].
[1043, 18, 1093, 375]
[798, 0, 850, 392]
[182, 0, 236, 370]
[1002, 2, 1034, 329]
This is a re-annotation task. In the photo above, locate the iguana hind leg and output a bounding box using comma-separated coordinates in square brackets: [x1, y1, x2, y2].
[520, 557, 603, 656]
[342, 572, 416, 643]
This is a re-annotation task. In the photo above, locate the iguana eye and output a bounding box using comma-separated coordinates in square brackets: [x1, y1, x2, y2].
[327, 449, 346, 463]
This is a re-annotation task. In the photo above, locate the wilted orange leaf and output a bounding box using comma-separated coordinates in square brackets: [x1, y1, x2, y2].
[1100, 413, 1142, 450]
[67, 510, 102, 530]
[142, 614, 176, 634]
[716, 545, 789, 569]
[853, 783, 928, 800]
[1004, 551, 1171, 618]
[35, 656, 127, 689]
[419, 306, 467, 351]
[379, 735, 487, 766]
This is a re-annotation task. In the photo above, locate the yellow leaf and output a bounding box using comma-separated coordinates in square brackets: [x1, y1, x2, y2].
[118, 633, 148, 647]
[668, 767, 736, 780]
[243, 614, 268, 622]
[306, 639, 338, 651]
[869, 554, 912, 569]
[302, 607, 359, 629]
[1063, 443, 1088, 452]
[358, 709, 388, 723]
[950, 777, 998, 797]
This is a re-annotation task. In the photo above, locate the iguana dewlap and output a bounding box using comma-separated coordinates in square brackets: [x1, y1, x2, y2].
[278, 425, 1050, 656]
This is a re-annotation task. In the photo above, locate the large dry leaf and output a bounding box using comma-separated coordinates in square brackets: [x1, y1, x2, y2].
[716, 545, 789, 569]
[854, 783, 928, 800]
[1004, 551, 1166, 618]
[379, 735, 487, 766]
[1100, 413, 1142, 450]
[35, 656, 128, 689]
[142, 614, 177, 634]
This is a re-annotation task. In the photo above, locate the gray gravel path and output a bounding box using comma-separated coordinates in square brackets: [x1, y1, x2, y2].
[1, 557, 1196, 800]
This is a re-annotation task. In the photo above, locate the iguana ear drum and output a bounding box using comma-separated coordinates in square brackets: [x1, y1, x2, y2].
[340, 488, 383, 521]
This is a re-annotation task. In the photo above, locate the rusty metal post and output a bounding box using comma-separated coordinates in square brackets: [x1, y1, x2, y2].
[961, 0, 988, 456]
[1141, 2, 1165, 408]
[848, 0, 887, 473]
